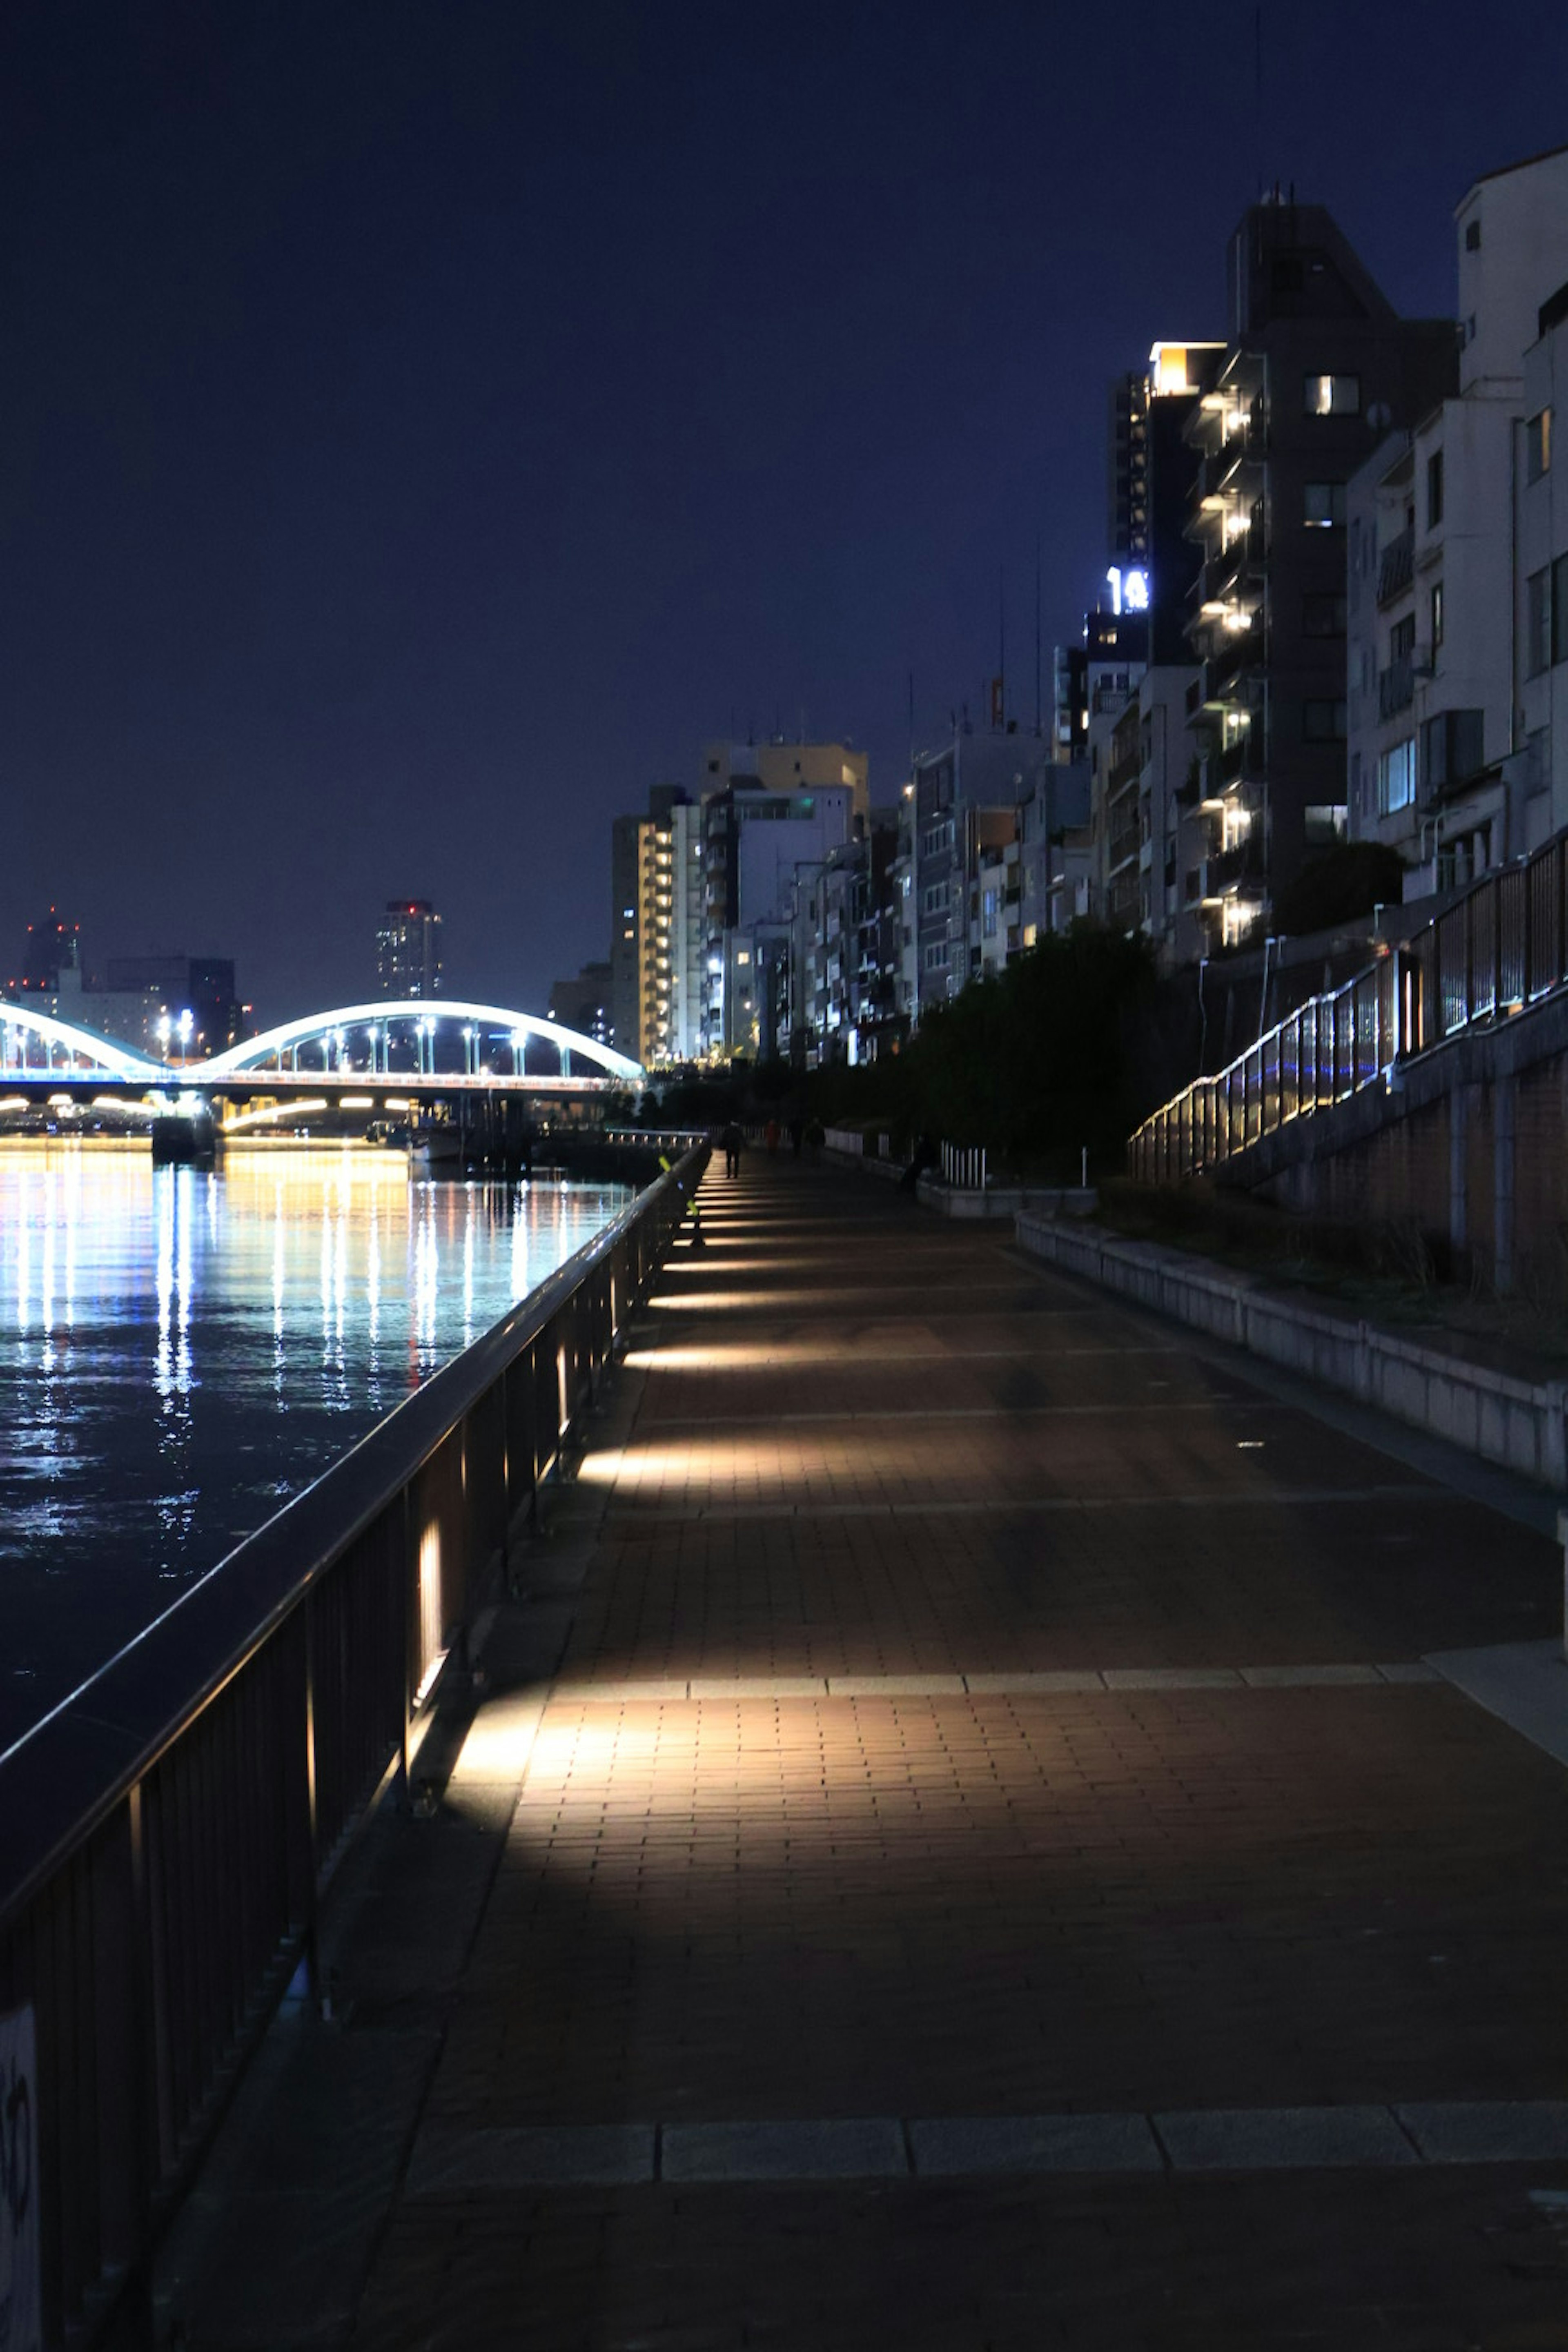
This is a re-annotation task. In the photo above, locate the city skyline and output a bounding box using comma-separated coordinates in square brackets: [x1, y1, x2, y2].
[3, 1, 1564, 1019]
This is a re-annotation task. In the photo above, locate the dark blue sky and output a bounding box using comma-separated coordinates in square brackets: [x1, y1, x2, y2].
[3, 0, 1564, 1019]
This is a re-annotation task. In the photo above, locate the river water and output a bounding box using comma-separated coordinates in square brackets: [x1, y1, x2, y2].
[0, 1141, 628, 1753]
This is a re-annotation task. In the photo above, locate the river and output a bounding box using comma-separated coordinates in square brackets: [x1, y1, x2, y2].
[0, 1140, 628, 1752]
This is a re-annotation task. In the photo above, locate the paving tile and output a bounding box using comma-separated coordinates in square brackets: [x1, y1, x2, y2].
[661, 2118, 908, 2181]
[407, 2124, 656, 2192]
[1238, 1664, 1383, 1687]
[1398, 2100, 1568, 2164]
[910, 2111, 1161, 2176]
[962, 1670, 1105, 1693]
[826, 1674, 967, 1695]
[1155, 2106, 1417, 2171]
[1102, 1667, 1244, 1690]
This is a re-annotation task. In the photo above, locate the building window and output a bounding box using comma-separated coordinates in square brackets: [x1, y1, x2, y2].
[1377, 738, 1417, 814]
[1465, 217, 1481, 252]
[1527, 566, 1552, 677]
[1305, 805, 1349, 844]
[1302, 592, 1347, 637]
[1426, 449, 1444, 528]
[1422, 709, 1485, 792]
[1431, 580, 1444, 649]
[1304, 481, 1346, 529]
[1302, 699, 1347, 742]
[1305, 374, 1361, 416]
[921, 882, 948, 914]
[1554, 553, 1568, 665]
[1527, 409, 1552, 483]
[922, 941, 949, 972]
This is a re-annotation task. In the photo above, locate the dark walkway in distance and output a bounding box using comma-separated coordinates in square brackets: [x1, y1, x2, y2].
[164, 1155, 1568, 2349]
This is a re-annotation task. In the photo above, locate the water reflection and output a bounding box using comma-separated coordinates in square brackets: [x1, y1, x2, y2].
[0, 1140, 626, 1748]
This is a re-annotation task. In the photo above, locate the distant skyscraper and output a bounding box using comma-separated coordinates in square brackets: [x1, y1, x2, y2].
[13, 906, 79, 994]
[376, 900, 442, 998]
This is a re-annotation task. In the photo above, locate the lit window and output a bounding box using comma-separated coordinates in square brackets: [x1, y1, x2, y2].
[1305, 374, 1361, 416]
[1431, 580, 1444, 649]
[1376, 738, 1417, 814]
[1303, 481, 1346, 529]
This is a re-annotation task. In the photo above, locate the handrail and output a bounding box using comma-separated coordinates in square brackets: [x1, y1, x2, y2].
[1129, 824, 1568, 1183]
[0, 1144, 707, 2347]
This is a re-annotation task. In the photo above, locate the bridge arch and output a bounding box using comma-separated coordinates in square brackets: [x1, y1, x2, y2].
[0, 1007, 166, 1082]
[193, 1000, 645, 1085]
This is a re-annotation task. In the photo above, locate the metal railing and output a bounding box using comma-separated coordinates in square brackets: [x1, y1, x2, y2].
[1129, 826, 1568, 1183]
[1129, 962, 1401, 1182]
[941, 1142, 988, 1190]
[0, 1145, 706, 2348]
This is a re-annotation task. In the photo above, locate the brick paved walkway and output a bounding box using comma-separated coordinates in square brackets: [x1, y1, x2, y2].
[163, 1158, 1568, 2348]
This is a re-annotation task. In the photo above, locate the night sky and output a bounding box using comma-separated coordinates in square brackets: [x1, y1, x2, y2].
[4, 1, 1564, 1022]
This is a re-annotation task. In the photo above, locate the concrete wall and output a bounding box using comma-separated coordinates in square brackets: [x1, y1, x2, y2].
[1017, 1210, 1568, 1490]
[1229, 986, 1568, 1295]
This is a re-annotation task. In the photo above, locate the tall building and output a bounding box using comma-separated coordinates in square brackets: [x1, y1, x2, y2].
[1348, 145, 1568, 891]
[610, 786, 698, 1069]
[376, 900, 442, 998]
[1181, 198, 1456, 950]
[9, 908, 80, 997]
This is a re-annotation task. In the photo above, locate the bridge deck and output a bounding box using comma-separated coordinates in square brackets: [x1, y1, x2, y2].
[159, 1156, 1568, 2347]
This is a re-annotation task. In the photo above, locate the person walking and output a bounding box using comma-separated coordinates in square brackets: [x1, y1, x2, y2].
[722, 1119, 743, 1178]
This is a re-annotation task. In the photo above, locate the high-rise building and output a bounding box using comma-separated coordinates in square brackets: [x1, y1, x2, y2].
[11, 908, 80, 996]
[1180, 198, 1457, 950]
[376, 900, 442, 998]
[610, 786, 698, 1069]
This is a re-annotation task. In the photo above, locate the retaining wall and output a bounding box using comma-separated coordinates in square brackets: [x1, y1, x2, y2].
[1016, 1212, 1568, 1491]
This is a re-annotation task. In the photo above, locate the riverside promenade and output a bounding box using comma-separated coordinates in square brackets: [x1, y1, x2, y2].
[160, 1156, 1568, 2348]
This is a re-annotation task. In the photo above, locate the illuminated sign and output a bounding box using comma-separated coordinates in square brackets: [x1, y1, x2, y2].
[1105, 566, 1150, 616]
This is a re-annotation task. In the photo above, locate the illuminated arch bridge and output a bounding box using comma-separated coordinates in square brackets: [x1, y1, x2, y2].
[0, 1000, 644, 1092]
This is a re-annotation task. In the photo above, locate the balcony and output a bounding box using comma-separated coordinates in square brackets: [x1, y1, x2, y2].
[1376, 526, 1414, 608]
[1204, 621, 1263, 699]
[1378, 654, 1414, 719]
[1211, 728, 1255, 787]
[1203, 840, 1260, 895]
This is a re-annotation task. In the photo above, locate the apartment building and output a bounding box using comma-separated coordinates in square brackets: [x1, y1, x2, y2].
[1517, 272, 1568, 835]
[1348, 146, 1568, 892]
[1183, 198, 1456, 951]
[610, 785, 698, 1069]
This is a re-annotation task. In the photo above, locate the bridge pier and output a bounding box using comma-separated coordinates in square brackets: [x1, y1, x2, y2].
[151, 1108, 218, 1169]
